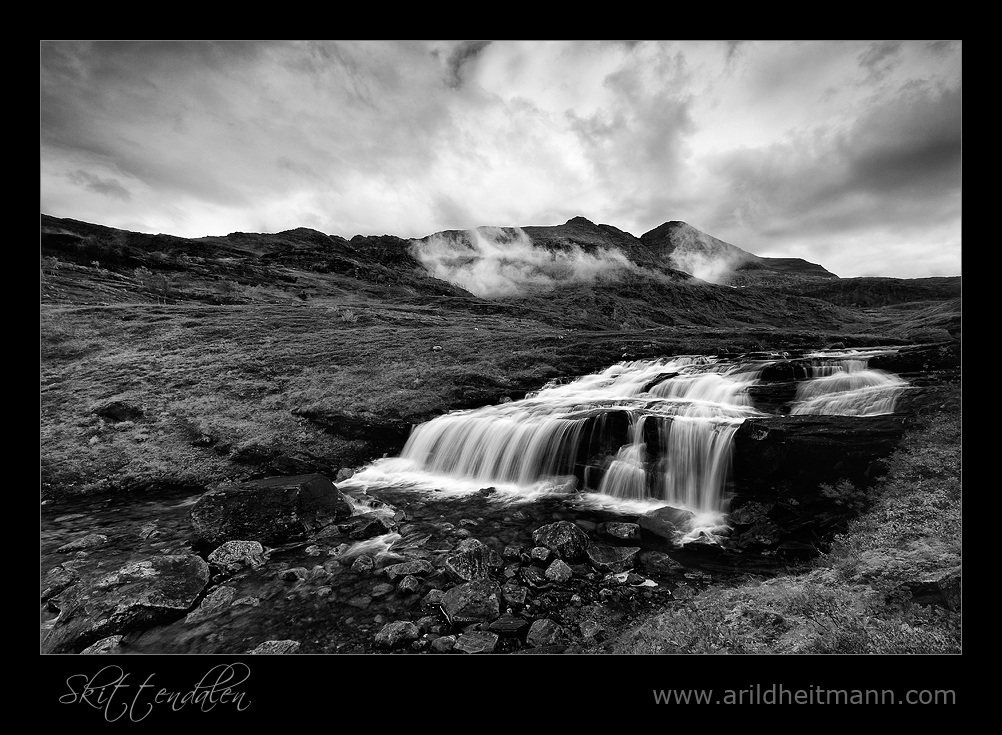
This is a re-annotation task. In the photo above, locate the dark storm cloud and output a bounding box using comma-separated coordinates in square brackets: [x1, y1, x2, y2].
[706, 78, 961, 240]
[444, 41, 492, 89]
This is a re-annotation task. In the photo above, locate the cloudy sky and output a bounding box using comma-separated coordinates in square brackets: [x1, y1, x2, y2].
[40, 40, 961, 279]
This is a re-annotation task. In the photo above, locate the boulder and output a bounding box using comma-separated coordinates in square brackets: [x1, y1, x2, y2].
[207, 540, 269, 573]
[454, 631, 499, 654]
[191, 474, 352, 546]
[42, 554, 210, 654]
[531, 521, 590, 562]
[526, 618, 563, 647]
[443, 538, 503, 582]
[638, 505, 695, 543]
[441, 579, 502, 624]
[374, 621, 420, 650]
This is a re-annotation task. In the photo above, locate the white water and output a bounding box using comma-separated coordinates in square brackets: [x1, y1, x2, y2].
[347, 358, 769, 517]
[791, 359, 910, 416]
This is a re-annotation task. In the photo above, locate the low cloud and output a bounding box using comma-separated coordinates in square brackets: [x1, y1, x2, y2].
[410, 226, 638, 297]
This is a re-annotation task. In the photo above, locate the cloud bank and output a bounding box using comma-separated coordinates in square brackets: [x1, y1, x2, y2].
[410, 227, 638, 297]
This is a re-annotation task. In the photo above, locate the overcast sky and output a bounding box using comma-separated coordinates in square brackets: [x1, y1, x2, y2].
[40, 40, 962, 279]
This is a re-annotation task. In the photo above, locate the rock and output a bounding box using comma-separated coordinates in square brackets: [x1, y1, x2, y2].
[454, 630, 499, 653]
[56, 534, 108, 553]
[489, 614, 530, 636]
[43, 554, 210, 654]
[248, 640, 300, 654]
[443, 538, 502, 582]
[371, 582, 394, 598]
[374, 621, 420, 650]
[351, 555, 375, 574]
[41, 566, 79, 603]
[529, 546, 552, 564]
[502, 584, 528, 610]
[92, 399, 144, 423]
[278, 567, 308, 582]
[544, 559, 573, 582]
[441, 579, 502, 624]
[637, 550, 684, 576]
[586, 544, 640, 573]
[185, 586, 236, 624]
[532, 521, 590, 562]
[190, 473, 352, 546]
[423, 588, 445, 608]
[733, 415, 909, 496]
[207, 540, 269, 573]
[340, 512, 396, 540]
[430, 635, 457, 653]
[398, 575, 421, 594]
[81, 635, 124, 654]
[521, 567, 549, 588]
[526, 618, 563, 647]
[383, 560, 434, 580]
[638, 506, 695, 543]
[600, 522, 641, 540]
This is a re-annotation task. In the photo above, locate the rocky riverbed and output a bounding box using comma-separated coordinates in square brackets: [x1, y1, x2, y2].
[43, 472, 793, 655]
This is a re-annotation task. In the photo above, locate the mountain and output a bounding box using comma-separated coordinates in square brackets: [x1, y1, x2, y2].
[40, 212, 959, 335]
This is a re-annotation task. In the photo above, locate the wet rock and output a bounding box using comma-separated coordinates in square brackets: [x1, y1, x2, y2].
[637, 550, 684, 576]
[423, 588, 445, 608]
[81, 635, 124, 654]
[526, 618, 563, 648]
[207, 540, 269, 573]
[443, 538, 502, 582]
[455, 630, 499, 654]
[371, 582, 394, 598]
[375, 621, 420, 650]
[398, 575, 421, 594]
[521, 567, 549, 588]
[383, 560, 434, 580]
[532, 521, 590, 562]
[351, 555, 375, 574]
[586, 544, 640, 573]
[530, 546, 552, 564]
[43, 554, 210, 654]
[502, 545, 523, 560]
[502, 584, 528, 610]
[248, 640, 300, 654]
[185, 586, 236, 624]
[278, 567, 308, 582]
[340, 512, 396, 540]
[191, 473, 352, 547]
[638, 506, 695, 544]
[599, 522, 641, 541]
[441, 579, 502, 624]
[489, 614, 530, 636]
[56, 534, 108, 553]
[545, 559, 573, 582]
[430, 635, 456, 653]
[41, 566, 79, 603]
[579, 619, 606, 642]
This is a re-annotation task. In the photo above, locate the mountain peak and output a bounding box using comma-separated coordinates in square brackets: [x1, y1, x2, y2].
[565, 216, 596, 226]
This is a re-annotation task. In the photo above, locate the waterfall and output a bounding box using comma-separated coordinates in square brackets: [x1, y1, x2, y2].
[387, 357, 767, 513]
[792, 356, 910, 416]
[343, 349, 912, 522]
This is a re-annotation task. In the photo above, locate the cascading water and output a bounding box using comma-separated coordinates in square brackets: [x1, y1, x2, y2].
[350, 357, 769, 516]
[791, 352, 911, 416]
